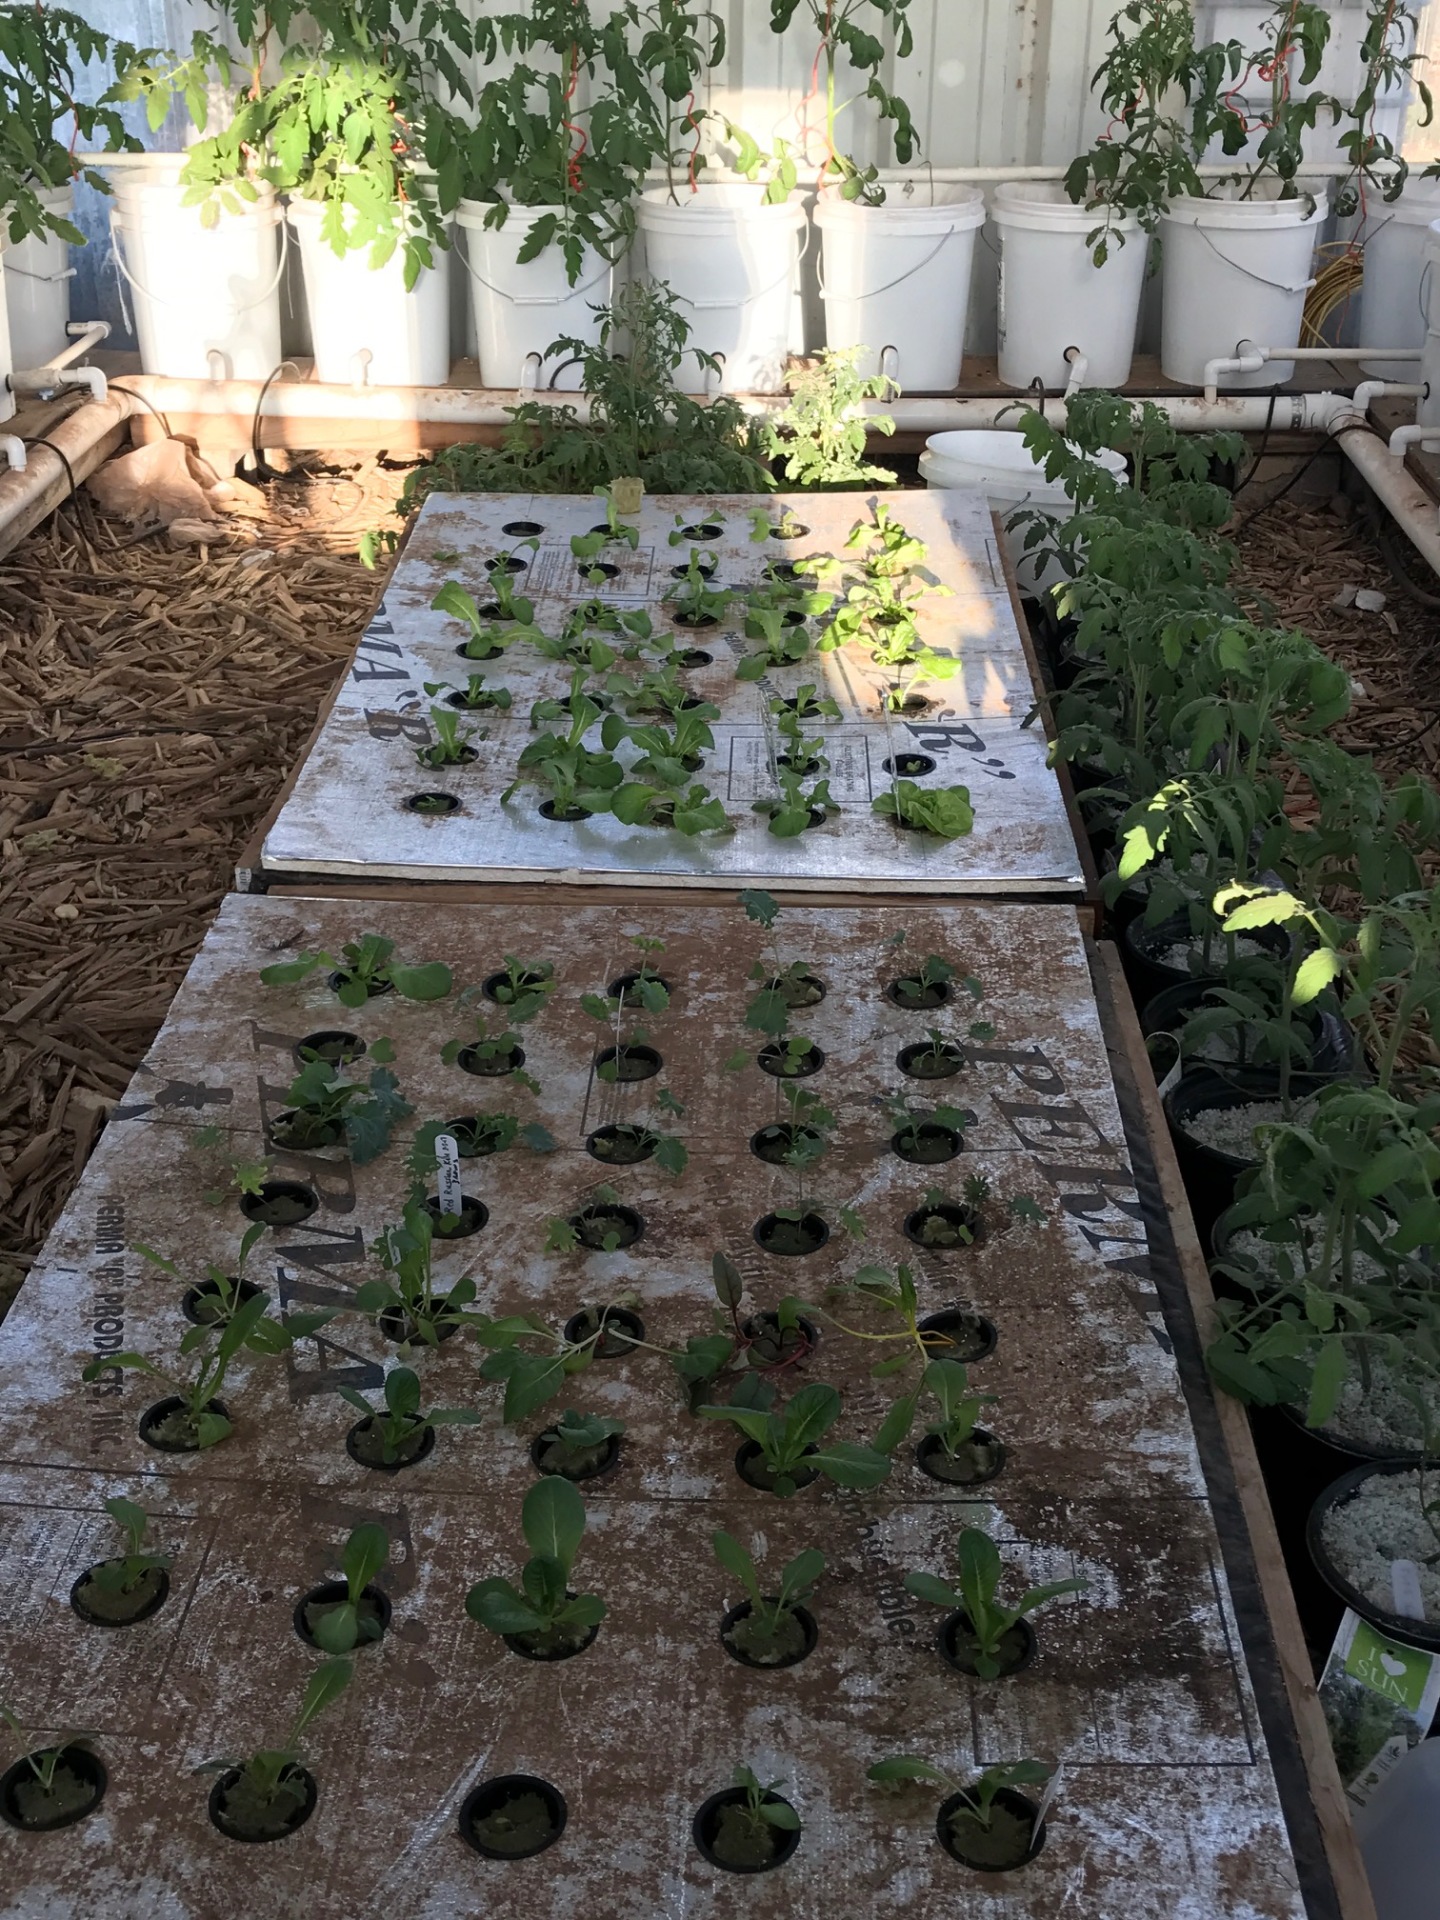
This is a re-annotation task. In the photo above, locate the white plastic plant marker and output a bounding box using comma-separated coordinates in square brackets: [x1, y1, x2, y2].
[992, 182, 1148, 391]
[814, 183, 985, 390]
[259, 491, 1085, 896]
[456, 200, 611, 389]
[0, 893, 1316, 1914]
[1391, 1559, 1426, 1621]
[3, 183, 74, 368]
[109, 158, 284, 381]
[434, 1131, 464, 1220]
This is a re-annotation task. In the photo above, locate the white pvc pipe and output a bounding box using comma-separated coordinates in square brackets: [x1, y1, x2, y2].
[10, 364, 107, 401]
[43, 319, 110, 371]
[1203, 344, 1424, 404]
[0, 436, 26, 472]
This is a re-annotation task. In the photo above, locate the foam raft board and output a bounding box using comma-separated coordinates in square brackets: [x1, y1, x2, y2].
[259, 492, 1085, 895]
[0, 895, 1306, 1918]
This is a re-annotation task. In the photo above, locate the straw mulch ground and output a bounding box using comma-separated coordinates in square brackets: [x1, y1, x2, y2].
[0, 455, 408, 1319]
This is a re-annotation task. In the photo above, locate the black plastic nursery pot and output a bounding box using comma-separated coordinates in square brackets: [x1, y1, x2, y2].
[1139, 979, 1352, 1079]
[293, 1028, 365, 1067]
[938, 1609, 1036, 1679]
[0, 1746, 107, 1833]
[459, 1774, 567, 1859]
[753, 1211, 830, 1258]
[458, 1041, 525, 1077]
[935, 1787, 1045, 1872]
[208, 1764, 318, 1844]
[758, 1041, 825, 1079]
[1161, 1068, 1270, 1242]
[182, 1276, 268, 1326]
[882, 752, 937, 779]
[569, 1203, 645, 1251]
[239, 1180, 319, 1229]
[719, 1600, 819, 1670]
[915, 1427, 1007, 1487]
[502, 1603, 601, 1663]
[69, 1560, 170, 1629]
[1306, 1459, 1440, 1655]
[267, 1108, 344, 1153]
[742, 1310, 819, 1366]
[916, 1308, 998, 1364]
[376, 1297, 463, 1345]
[750, 1122, 826, 1166]
[425, 1193, 489, 1240]
[904, 1203, 986, 1251]
[897, 1040, 964, 1081]
[585, 1124, 658, 1166]
[890, 1121, 968, 1166]
[563, 1305, 645, 1355]
[529, 1425, 623, 1484]
[345, 1415, 436, 1472]
[1122, 910, 1291, 1009]
[692, 1787, 802, 1873]
[293, 1580, 392, 1650]
[138, 1395, 228, 1454]
[886, 972, 953, 1011]
[595, 1044, 662, 1083]
[735, 1440, 820, 1494]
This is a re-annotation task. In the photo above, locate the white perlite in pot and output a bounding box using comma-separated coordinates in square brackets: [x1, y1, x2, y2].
[1321, 1468, 1440, 1620]
[1179, 1097, 1319, 1159]
[1316, 1360, 1436, 1454]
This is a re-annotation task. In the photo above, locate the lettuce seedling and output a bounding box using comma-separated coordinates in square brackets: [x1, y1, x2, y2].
[737, 603, 814, 677]
[874, 779, 975, 839]
[465, 1477, 607, 1656]
[260, 932, 451, 1008]
[136, 1222, 266, 1327]
[699, 1380, 891, 1495]
[415, 705, 477, 770]
[0, 1707, 98, 1815]
[358, 1200, 477, 1346]
[867, 1753, 1052, 1830]
[83, 1292, 330, 1450]
[338, 1364, 481, 1464]
[198, 1659, 352, 1835]
[277, 1040, 412, 1165]
[82, 1496, 170, 1603]
[423, 672, 512, 713]
[533, 1407, 626, 1478]
[304, 1524, 389, 1656]
[713, 1530, 824, 1660]
[904, 1526, 1086, 1678]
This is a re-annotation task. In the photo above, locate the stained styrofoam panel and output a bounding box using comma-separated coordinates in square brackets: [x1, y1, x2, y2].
[0, 895, 1305, 1917]
[259, 493, 1084, 895]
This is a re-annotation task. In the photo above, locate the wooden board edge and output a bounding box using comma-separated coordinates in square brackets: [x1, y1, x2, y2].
[1091, 940, 1378, 1920]
[253, 878, 1096, 917]
[989, 510, 1102, 908]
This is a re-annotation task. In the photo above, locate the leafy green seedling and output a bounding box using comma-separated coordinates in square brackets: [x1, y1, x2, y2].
[415, 705, 477, 770]
[713, 1530, 824, 1660]
[533, 1407, 626, 1478]
[465, 1477, 606, 1656]
[408, 1115, 556, 1171]
[277, 1040, 412, 1165]
[667, 547, 733, 627]
[867, 1754, 1053, 1838]
[904, 1526, 1086, 1677]
[357, 1200, 476, 1346]
[719, 1764, 801, 1851]
[260, 933, 451, 1008]
[488, 956, 556, 1015]
[81, 1496, 170, 1602]
[874, 780, 975, 839]
[304, 1524, 389, 1656]
[699, 1380, 891, 1496]
[0, 1706, 97, 1810]
[920, 1359, 996, 1458]
[338, 1364, 481, 1465]
[135, 1222, 265, 1327]
[198, 1659, 352, 1833]
[423, 672, 511, 713]
[83, 1292, 329, 1451]
[737, 602, 814, 677]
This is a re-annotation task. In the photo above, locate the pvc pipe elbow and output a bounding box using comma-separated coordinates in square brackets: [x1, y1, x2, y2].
[1387, 422, 1440, 457]
[1063, 347, 1088, 398]
[1350, 380, 1424, 419]
[0, 436, 27, 473]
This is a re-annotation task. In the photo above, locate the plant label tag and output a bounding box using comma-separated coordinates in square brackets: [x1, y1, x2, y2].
[1154, 1047, 1184, 1101]
[1391, 1559, 1427, 1623]
[1033, 1761, 1064, 1828]
[1319, 1608, 1440, 1808]
[435, 1133, 463, 1219]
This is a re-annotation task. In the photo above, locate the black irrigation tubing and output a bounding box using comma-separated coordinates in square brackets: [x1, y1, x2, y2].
[1231, 393, 1279, 496]
[1230, 420, 1390, 533]
[21, 436, 78, 507]
[105, 382, 175, 439]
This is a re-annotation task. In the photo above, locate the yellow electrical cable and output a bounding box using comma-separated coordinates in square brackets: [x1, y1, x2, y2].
[1301, 243, 1365, 346]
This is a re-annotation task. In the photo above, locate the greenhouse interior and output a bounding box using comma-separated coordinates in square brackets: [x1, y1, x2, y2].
[4, 1, 1440, 1914]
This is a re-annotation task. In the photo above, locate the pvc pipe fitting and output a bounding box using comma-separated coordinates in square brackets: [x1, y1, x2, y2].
[0, 436, 26, 473]
[1063, 347, 1089, 399]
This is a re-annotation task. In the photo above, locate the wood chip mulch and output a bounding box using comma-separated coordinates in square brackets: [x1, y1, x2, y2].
[0, 456, 409, 1318]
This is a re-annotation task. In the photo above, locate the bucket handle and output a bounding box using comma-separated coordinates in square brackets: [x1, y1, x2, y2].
[1196, 222, 1316, 296]
[817, 224, 959, 303]
[109, 208, 289, 329]
[663, 222, 810, 311]
[4, 263, 77, 285]
[460, 243, 611, 308]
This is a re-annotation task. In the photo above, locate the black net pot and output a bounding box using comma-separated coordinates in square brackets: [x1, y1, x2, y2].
[69, 1562, 170, 1629]
[935, 1786, 1045, 1871]
[458, 1775, 567, 1861]
[0, 1747, 107, 1832]
[1306, 1460, 1440, 1655]
[719, 1599, 819, 1671]
[691, 1787, 802, 1873]
[207, 1764, 317, 1844]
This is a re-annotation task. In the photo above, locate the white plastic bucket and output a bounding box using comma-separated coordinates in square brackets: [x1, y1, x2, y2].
[814, 183, 984, 391]
[636, 185, 806, 393]
[1358, 180, 1440, 379]
[918, 428, 1127, 593]
[456, 200, 611, 390]
[0, 237, 14, 427]
[290, 195, 452, 387]
[1414, 221, 1440, 445]
[1160, 187, 1327, 388]
[110, 158, 283, 380]
[992, 182, 1149, 391]
[1354, 1736, 1440, 1920]
[4, 184, 74, 368]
